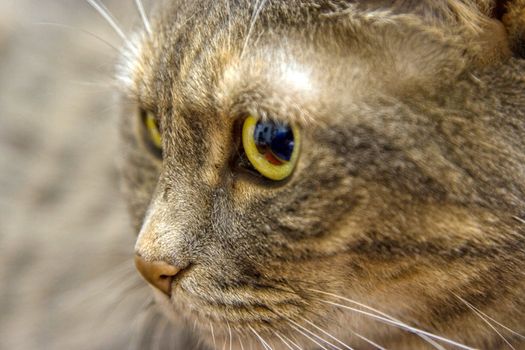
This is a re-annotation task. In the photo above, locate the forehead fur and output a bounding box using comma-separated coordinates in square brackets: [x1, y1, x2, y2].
[117, 0, 499, 126]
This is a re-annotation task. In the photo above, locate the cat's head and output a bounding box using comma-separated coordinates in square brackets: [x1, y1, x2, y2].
[118, 1, 525, 349]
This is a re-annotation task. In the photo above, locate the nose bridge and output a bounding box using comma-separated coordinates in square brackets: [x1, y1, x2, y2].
[134, 180, 212, 265]
[135, 196, 190, 265]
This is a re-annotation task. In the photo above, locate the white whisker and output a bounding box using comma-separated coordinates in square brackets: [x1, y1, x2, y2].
[228, 322, 233, 350]
[134, 0, 152, 35]
[309, 289, 409, 323]
[221, 325, 227, 350]
[457, 296, 518, 349]
[59, 262, 137, 306]
[240, 0, 269, 59]
[290, 334, 305, 349]
[210, 322, 217, 350]
[274, 332, 296, 350]
[287, 318, 343, 350]
[85, 0, 129, 43]
[233, 328, 244, 350]
[472, 309, 516, 350]
[298, 316, 354, 350]
[352, 331, 387, 350]
[249, 326, 273, 350]
[418, 336, 447, 350]
[512, 216, 525, 225]
[275, 332, 303, 350]
[32, 22, 119, 52]
[469, 308, 525, 341]
[309, 289, 447, 350]
[320, 299, 477, 350]
[289, 324, 330, 350]
[235, 328, 246, 350]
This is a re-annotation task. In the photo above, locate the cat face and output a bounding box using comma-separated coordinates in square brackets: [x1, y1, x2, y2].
[119, 1, 525, 349]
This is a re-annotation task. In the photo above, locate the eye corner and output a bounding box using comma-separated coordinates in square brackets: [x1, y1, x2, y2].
[138, 106, 159, 122]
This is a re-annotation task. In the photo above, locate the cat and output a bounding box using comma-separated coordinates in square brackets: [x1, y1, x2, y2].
[2, 0, 522, 349]
[111, 0, 525, 349]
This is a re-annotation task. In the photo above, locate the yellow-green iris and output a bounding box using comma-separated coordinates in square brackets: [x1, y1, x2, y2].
[144, 111, 162, 150]
[241, 115, 300, 181]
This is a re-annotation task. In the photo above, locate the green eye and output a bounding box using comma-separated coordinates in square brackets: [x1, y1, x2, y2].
[241, 115, 300, 181]
[141, 110, 162, 155]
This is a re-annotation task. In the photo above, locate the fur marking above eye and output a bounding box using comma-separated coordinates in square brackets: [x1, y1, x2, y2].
[241, 115, 300, 180]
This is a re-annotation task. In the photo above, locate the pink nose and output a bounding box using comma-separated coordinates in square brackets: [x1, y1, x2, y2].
[134, 255, 181, 296]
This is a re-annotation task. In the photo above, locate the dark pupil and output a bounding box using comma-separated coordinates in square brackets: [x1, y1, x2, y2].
[253, 120, 294, 161]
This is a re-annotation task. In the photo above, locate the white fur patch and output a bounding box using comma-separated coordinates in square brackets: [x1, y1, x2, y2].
[116, 31, 145, 94]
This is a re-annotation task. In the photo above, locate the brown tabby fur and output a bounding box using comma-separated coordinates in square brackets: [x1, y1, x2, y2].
[118, 0, 525, 349]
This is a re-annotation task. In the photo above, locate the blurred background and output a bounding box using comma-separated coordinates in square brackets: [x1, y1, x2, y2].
[0, 1, 154, 348]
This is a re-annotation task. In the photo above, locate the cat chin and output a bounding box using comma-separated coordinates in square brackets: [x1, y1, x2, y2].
[149, 287, 322, 350]
[147, 278, 404, 349]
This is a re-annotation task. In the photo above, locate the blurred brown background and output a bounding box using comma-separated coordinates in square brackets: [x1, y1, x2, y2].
[0, 1, 153, 349]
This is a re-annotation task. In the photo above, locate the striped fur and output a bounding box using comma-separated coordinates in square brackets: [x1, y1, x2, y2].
[118, 1, 525, 349]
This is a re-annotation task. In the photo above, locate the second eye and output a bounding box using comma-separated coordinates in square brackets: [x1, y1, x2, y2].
[141, 109, 163, 158]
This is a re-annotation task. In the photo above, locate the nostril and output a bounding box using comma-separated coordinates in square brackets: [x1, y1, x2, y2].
[134, 255, 181, 297]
